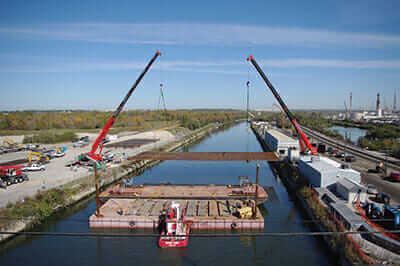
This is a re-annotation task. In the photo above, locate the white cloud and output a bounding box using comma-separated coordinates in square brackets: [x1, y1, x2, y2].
[258, 58, 400, 69]
[1, 55, 400, 73]
[1, 23, 400, 48]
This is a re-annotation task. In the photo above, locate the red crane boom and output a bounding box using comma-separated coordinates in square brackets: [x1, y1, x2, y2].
[87, 51, 162, 161]
[247, 55, 317, 154]
[0, 165, 23, 176]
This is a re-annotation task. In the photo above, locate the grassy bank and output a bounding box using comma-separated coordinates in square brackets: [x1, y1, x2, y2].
[275, 162, 372, 265]
[23, 131, 78, 144]
[251, 125, 372, 265]
[0, 110, 245, 134]
[0, 121, 236, 243]
[299, 186, 372, 264]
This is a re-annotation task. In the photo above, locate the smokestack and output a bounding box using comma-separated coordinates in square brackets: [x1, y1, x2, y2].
[377, 93, 382, 117]
[376, 93, 380, 110]
[349, 92, 352, 115]
[394, 90, 397, 111]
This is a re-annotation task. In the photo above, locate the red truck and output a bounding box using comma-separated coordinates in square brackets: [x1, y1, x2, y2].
[389, 172, 400, 182]
[0, 166, 29, 187]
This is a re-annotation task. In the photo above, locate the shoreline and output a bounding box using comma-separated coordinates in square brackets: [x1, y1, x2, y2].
[250, 124, 375, 265]
[0, 121, 238, 244]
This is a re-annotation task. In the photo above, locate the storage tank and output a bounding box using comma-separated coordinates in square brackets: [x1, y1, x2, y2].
[350, 112, 363, 121]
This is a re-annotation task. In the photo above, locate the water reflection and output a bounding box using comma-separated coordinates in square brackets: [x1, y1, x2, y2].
[0, 123, 337, 266]
[329, 126, 367, 144]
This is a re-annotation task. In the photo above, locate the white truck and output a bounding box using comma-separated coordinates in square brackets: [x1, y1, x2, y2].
[22, 163, 46, 172]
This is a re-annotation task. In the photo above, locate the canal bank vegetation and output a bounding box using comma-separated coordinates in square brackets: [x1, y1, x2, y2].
[303, 114, 400, 158]
[0, 110, 246, 143]
[278, 111, 400, 158]
[264, 161, 371, 264]
[277, 164, 372, 264]
[358, 124, 400, 158]
[251, 123, 374, 264]
[299, 187, 372, 264]
[0, 121, 236, 243]
[294, 112, 344, 139]
[0, 165, 125, 229]
[251, 111, 345, 141]
[22, 131, 78, 144]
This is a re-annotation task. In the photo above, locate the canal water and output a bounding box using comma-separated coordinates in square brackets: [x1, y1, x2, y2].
[0, 123, 336, 266]
[329, 126, 367, 144]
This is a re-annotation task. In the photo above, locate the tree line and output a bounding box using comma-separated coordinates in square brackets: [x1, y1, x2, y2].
[0, 110, 246, 131]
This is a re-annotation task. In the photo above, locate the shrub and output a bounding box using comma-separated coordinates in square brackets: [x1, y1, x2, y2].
[23, 131, 77, 144]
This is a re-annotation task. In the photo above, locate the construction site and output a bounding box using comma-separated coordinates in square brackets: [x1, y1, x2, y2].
[0, 52, 399, 265]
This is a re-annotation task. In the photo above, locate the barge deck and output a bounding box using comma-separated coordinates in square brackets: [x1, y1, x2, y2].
[99, 184, 268, 201]
[90, 198, 264, 229]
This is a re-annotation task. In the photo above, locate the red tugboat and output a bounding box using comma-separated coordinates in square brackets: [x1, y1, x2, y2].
[158, 202, 191, 248]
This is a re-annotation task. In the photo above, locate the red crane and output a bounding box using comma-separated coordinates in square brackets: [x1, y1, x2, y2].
[86, 51, 162, 161]
[0, 165, 28, 186]
[247, 55, 317, 154]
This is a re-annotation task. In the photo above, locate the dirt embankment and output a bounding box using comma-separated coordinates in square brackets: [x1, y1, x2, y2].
[0, 122, 233, 244]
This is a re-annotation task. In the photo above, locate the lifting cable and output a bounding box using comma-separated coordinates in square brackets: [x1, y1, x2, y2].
[158, 83, 167, 113]
[157, 7, 168, 118]
[246, 80, 250, 159]
[245, 61, 253, 158]
[1, 229, 400, 238]
[157, 55, 167, 116]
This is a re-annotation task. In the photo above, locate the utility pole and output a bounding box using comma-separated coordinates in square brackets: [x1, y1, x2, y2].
[253, 164, 260, 219]
[384, 150, 388, 177]
[349, 92, 352, 119]
[246, 81, 250, 123]
[89, 158, 102, 217]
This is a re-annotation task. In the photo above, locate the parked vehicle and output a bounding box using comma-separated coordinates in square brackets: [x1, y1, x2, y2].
[22, 163, 45, 172]
[389, 172, 400, 182]
[29, 151, 50, 164]
[345, 155, 356, 162]
[376, 161, 385, 173]
[73, 141, 89, 148]
[367, 184, 378, 195]
[335, 152, 345, 158]
[80, 136, 89, 142]
[43, 149, 56, 158]
[26, 144, 37, 150]
[317, 144, 326, 153]
[0, 166, 29, 186]
[382, 205, 400, 229]
[375, 192, 390, 204]
[53, 151, 65, 158]
[103, 151, 114, 161]
[327, 147, 334, 154]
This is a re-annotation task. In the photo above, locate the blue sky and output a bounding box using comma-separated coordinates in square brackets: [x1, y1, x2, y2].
[0, 0, 399, 111]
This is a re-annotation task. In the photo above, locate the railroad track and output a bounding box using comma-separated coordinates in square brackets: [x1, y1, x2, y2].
[301, 126, 400, 172]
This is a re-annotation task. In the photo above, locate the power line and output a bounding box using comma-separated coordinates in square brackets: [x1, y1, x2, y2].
[0, 230, 400, 238]
[0, 216, 398, 224]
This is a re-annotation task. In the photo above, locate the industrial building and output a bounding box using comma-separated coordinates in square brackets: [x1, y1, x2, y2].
[335, 178, 367, 203]
[298, 155, 361, 188]
[336, 92, 400, 124]
[264, 127, 300, 161]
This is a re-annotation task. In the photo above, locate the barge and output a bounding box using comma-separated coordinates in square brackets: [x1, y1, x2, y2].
[99, 183, 268, 202]
[90, 197, 264, 229]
